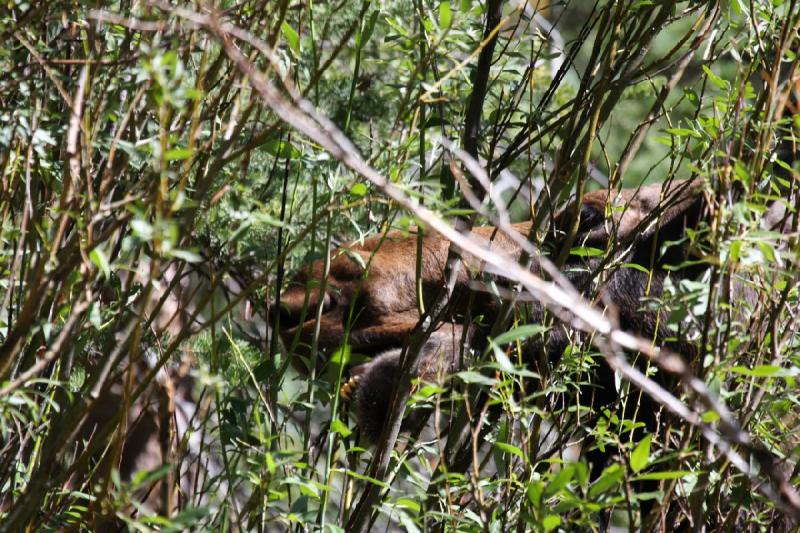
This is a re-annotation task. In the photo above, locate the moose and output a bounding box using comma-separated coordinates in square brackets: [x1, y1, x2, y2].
[276, 177, 797, 525]
[277, 179, 713, 438]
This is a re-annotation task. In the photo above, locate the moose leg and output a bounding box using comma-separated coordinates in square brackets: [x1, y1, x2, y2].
[342, 323, 464, 442]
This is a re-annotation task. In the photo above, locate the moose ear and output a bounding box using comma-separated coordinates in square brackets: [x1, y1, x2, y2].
[552, 188, 635, 249]
[551, 193, 602, 248]
[577, 201, 607, 236]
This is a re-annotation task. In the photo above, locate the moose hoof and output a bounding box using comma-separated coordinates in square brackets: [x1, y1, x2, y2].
[340, 375, 361, 401]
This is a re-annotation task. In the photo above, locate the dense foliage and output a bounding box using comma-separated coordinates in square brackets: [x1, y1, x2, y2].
[0, 0, 798, 530]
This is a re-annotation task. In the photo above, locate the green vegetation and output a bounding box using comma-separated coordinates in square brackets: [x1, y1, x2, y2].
[0, 0, 798, 530]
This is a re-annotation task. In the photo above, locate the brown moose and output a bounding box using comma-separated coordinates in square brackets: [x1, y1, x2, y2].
[276, 179, 724, 440]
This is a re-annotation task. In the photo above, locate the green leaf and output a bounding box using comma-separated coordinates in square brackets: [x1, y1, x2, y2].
[169, 249, 203, 263]
[729, 240, 742, 262]
[494, 441, 524, 459]
[131, 464, 171, 489]
[340, 469, 389, 489]
[89, 247, 111, 278]
[32, 129, 56, 146]
[282, 22, 300, 54]
[457, 371, 497, 386]
[253, 212, 288, 228]
[263, 139, 300, 158]
[491, 344, 515, 373]
[729, 365, 797, 378]
[630, 434, 651, 473]
[544, 464, 574, 497]
[88, 303, 103, 329]
[526, 480, 543, 506]
[397, 512, 421, 533]
[343, 248, 368, 271]
[439, 1, 452, 28]
[252, 359, 273, 383]
[542, 515, 561, 532]
[413, 384, 446, 399]
[758, 241, 777, 263]
[633, 470, 695, 481]
[570, 246, 604, 258]
[330, 418, 352, 437]
[330, 345, 351, 366]
[395, 497, 421, 512]
[489, 364, 540, 379]
[621, 262, 651, 274]
[702, 65, 729, 90]
[164, 147, 193, 161]
[161, 506, 211, 530]
[131, 219, 154, 241]
[588, 464, 624, 498]
[491, 324, 549, 346]
[361, 10, 379, 46]
[663, 127, 699, 138]
[350, 183, 368, 197]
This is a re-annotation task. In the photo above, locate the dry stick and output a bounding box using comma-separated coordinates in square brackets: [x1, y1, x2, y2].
[612, 5, 718, 185]
[178, 9, 800, 519]
[0, 104, 38, 339]
[0, 22, 239, 529]
[12, 32, 80, 116]
[372, 2, 508, 529]
[0, 299, 91, 397]
[0, 303, 145, 531]
[0, 64, 90, 380]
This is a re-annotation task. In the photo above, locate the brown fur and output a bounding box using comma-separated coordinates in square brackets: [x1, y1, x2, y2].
[343, 324, 464, 441]
[277, 222, 531, 358]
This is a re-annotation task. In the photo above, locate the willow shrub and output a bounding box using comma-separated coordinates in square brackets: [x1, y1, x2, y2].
[0, 0, 798, 530]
